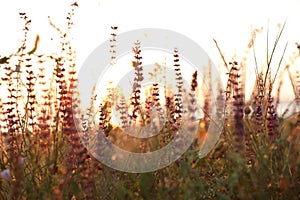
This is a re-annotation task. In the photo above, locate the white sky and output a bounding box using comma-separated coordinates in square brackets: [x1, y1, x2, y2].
[0, 0, 299, 103]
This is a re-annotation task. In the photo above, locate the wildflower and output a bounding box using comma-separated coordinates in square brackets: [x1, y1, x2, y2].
[71, 1, 79, 7]
[0, 169, 11, 181]
[0, 56, 10, 64]
[18, 157, 25, 164]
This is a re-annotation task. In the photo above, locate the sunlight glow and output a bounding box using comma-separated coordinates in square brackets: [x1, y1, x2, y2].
[0, 0, 299, 102]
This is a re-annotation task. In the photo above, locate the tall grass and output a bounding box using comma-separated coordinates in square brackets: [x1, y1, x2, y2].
[0, 3, 299, 199]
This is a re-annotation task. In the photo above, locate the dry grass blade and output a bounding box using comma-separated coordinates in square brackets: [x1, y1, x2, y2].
[252, 31, 259, 78]
[213, 38, 229, 71]
[286, 65, 299, 99]
[264, 20, 287, 88]
[272, 41, 288, 84]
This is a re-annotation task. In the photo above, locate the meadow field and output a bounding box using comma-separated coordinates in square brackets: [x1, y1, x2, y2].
[0, 2, 300, 200]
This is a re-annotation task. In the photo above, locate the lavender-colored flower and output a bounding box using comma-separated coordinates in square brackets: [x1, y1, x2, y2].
[18, 157, 25, 164]
[0, 169, 11, 181]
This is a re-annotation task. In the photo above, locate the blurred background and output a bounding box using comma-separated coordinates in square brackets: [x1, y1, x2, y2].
[0, 0, 299, 108]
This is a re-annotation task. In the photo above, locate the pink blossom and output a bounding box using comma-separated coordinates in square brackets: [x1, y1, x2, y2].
[18, 157, 25, 164]
[0, 169, 11, 181]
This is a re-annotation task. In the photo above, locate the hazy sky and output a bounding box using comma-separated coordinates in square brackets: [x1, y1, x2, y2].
[0, 0, 299, 102]
[1, 0, 299, 60]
